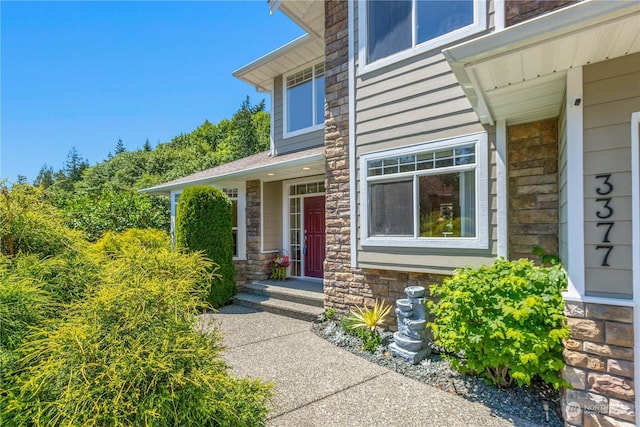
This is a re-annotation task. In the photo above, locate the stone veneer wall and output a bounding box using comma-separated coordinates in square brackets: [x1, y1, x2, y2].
[244, 179, 275, 283]
[507, 119, 559, 262]
[563, 303, 635, 426]
[323, 0, 446, 329]
[505, 0, 581, 27]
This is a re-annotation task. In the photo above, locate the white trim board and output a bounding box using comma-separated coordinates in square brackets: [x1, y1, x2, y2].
[562, 66, 586, 300]
[630, 111, 640, 423]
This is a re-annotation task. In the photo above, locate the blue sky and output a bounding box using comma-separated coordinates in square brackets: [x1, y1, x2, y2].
[1, 1, 304, 183]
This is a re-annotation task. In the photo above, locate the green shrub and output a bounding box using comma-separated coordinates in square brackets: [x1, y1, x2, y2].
[95, 227, 170, 258]
[0, 265, 53, 351]
[428, 258, 569, 389]
[175, 186, 236, 308]
[2, 239, 272, 426]
[1, 183, 83, 257]
[61, 190, 170, 242]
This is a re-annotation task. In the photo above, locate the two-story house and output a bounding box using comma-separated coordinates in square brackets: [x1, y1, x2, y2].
[144, 1, 639, 425]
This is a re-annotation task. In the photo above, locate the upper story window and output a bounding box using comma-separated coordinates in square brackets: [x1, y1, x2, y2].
[360, 133, 488, 249]
[360, 0, 487, 73]
[284, 62, 325, 138]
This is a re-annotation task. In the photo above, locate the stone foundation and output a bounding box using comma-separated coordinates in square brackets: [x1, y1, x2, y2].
[563, 302, 636, 426]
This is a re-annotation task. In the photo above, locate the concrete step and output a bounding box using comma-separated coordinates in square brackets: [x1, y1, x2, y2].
[242, 282, 324, 308]
[233, 292, 325, 322]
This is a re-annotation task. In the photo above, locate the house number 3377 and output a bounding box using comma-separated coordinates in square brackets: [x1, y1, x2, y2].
[595, 173, 614, 267]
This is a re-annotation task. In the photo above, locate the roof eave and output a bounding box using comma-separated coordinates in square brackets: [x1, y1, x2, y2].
[443, 0, 640, 126]
[140, 151, 324, 195]
[232, 34, 322, 92]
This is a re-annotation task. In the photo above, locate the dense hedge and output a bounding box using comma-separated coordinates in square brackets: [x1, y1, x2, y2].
[175, 186, 236, 308]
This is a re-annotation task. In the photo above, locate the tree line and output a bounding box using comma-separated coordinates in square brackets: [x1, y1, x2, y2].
[25, 97, 270, 240]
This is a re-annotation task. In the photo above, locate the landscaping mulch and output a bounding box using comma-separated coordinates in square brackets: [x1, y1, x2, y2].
[312, 318, 563, 427]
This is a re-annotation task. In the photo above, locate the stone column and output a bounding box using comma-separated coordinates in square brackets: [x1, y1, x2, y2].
[507, 118, 559, 263]
[245, 179, 273, 282]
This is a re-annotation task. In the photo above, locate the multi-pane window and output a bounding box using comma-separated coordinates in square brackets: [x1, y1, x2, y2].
[285, 62, 325, 135]
[364, 0, 482, 66]
[223, 188, 239, 257]
[362, 134, 488, 248]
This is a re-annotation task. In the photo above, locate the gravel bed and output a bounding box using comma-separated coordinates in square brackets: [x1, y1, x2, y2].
[312, 319, 563, 427]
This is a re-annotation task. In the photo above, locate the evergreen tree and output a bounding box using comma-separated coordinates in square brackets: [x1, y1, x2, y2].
[115, 138, 126, 155]
[34, 164, 55, 188]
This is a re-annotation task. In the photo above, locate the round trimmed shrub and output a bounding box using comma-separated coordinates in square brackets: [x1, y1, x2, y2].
[175, 186, 236, 307]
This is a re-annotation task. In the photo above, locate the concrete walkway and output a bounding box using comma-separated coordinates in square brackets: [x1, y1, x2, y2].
[204, 305, 539, 427]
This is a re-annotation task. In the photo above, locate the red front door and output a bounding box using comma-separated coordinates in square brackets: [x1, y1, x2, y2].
[304, 196, 325, 278]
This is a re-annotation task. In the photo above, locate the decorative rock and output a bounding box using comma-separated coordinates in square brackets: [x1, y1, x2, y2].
[389, 286, 431, 364]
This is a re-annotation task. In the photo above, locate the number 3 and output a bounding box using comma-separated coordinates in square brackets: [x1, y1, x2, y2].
[595, 173, 613, 195]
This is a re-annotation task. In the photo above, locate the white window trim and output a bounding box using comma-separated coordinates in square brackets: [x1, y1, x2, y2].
[282, 60, 325, 139]
[170, 183, 246, 261]
[357, 0, 487, 75]
[360, 132, 489, 249]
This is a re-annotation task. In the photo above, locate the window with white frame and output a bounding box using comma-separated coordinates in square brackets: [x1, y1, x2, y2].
[284, 62, 325, 136]
[361, 133, 488, 249]
[361, 0, 486, 69]
[223, 188, 239, 258]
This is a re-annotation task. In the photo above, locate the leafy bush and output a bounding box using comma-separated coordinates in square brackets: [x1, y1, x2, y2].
[428, 258, 569, 389]
[61, 190, 170, 241]
[1, 183, 83, 257]
[2, 236, 272, 426]
[175, 186, 236, 308]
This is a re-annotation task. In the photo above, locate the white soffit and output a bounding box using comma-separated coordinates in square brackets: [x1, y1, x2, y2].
[233, 34, 324, 92]
[269, 0, 324, 40]
[444, 1, 640, 125]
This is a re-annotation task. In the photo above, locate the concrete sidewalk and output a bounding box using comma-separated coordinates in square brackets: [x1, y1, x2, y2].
[204, 305, 539, 427]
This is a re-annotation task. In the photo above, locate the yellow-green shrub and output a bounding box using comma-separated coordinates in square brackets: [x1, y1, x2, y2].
[2, 240, 271, 426]
[428, 258, 569, 389]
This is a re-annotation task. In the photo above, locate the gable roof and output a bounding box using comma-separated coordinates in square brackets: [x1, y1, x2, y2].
[140, 146, 325, 195]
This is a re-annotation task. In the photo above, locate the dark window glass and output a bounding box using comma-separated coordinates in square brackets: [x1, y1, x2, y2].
[369, 180, 413, 236]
